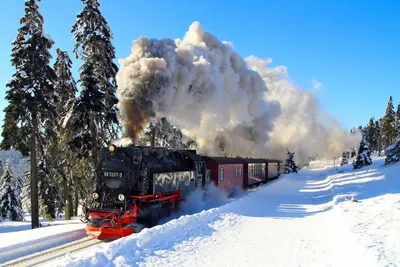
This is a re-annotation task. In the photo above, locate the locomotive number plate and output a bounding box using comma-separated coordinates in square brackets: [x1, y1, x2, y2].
[103, 171, 123, 178]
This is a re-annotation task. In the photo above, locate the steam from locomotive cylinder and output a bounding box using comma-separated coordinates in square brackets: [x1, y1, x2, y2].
[116, 22, 281, 155]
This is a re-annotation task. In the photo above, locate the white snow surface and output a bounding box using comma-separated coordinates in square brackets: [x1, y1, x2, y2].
[0, 216, 86, 263]
[48, 156, 400, 266]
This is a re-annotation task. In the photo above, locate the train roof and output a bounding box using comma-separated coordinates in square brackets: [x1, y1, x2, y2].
[179, 150, 204, 161]
[203, 156, 244, 165]
[238, 158, 267, 164]
[264, 159, 282, 163]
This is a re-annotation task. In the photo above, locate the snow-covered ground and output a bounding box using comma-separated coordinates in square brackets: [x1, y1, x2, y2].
[0, 216, 86, 263]
[47, 155, 400, 267]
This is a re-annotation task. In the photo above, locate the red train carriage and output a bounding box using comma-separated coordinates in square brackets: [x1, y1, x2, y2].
[204, 157, 244, 195]
[264, 159, 282, 180]
[239, 158, 267, 188]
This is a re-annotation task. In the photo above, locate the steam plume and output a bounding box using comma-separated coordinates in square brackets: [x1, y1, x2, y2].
[116, 21, 360, 164]
[246, 56, 360, 165]
[116, 22, 280, 156]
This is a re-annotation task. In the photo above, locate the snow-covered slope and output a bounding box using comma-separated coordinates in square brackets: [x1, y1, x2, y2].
[52, 156, 400, 267]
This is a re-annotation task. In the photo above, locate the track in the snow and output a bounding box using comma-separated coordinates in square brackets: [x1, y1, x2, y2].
[0, 236, 104, 267]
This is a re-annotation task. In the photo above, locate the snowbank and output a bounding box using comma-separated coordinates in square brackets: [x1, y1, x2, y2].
[0, 217, 86, 264]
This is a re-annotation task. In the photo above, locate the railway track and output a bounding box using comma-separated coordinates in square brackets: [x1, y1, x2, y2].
[0, 236, 104, 267]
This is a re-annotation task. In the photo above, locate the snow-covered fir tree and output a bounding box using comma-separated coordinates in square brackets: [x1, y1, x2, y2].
[53, 49, 78, 220]
[353, 135, 372, 169]
[284, 150, 298, 174]
[396, 100, 400, 121]
[39, 173, 60, 223]
[70, 0, 119, 168]
[137, 118, 196, 149]
[374, 119, 382, 155]
[340, 152, 348, 166]
[396, 100, 400, 139]
[350, 148, 356, 158]
[364, 117, 378, 152]
[381, 96, 396, 148]
[54, 49, 77, 119]
[0, 149, 29, 211]
[384, 139, 400, 165]
[0, 160, 3, 177]
[1, 0, 58, 229]
[0, 160, 24, 221]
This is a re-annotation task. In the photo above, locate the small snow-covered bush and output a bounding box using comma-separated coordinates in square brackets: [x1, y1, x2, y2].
[384, 139, 400, 165]
[353, 135, 372, 169]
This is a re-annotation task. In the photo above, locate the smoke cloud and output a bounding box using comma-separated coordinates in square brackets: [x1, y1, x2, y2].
[116, 21, 360, 164]
[116, 21, 280, 157]
[246, 56, 360, 165]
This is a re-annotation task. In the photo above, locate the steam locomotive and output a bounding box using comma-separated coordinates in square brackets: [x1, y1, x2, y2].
[86, 144, 281, 240]
[86, 144, 210, 239]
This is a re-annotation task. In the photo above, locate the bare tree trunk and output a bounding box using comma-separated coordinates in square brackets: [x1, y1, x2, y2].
[74, 189, 79, 217]
[62, 175, 71, 220]
[68, 189, 73, 217]
[31, 112, 39, 229]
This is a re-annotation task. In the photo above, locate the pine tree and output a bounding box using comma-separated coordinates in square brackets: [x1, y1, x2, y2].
[0, 161, 24, 221]
[364, 117, 377, 152]
[350, 148, 356, 158]
[395, 100, 400, 139]
[384, 139, 400, 165]
[284, 150, 298, 174]
[340, 152, 348, 166]
[374, 119, 382, 155]
[1, 0, 57, 229]
[70, 0, 119, 169]
[396, 100, 400, 120]
[353, 135, 372, 169]
[39, 175, 60, 223]
[54, 49, 77, 118]
[0, 160, 3, 177]
[53, 49, 78, 220]
[137, 118, 190, 149]
[381, 96, 396, 148]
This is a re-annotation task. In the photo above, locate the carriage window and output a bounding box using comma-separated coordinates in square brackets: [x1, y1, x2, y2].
[239, 167, 242, 177]
[220, 167, 224, 180]
[235, 166, 238, 177]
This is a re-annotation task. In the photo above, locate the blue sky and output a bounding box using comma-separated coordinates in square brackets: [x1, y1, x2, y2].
[0, 0, 399, 131]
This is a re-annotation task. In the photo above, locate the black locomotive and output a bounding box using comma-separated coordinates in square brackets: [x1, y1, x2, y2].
[86, 144, 210, 239]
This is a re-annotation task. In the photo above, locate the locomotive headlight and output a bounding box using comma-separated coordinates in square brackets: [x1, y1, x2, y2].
[118, 194, 125, 201]
[92, 192, 99, 199]
[109, 144, 116, 152]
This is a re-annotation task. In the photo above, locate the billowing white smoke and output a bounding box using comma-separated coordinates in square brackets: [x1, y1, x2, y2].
[116, 21, 360, 164]
[246, 56, 361, 165]
[116, 21, 280, 158]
